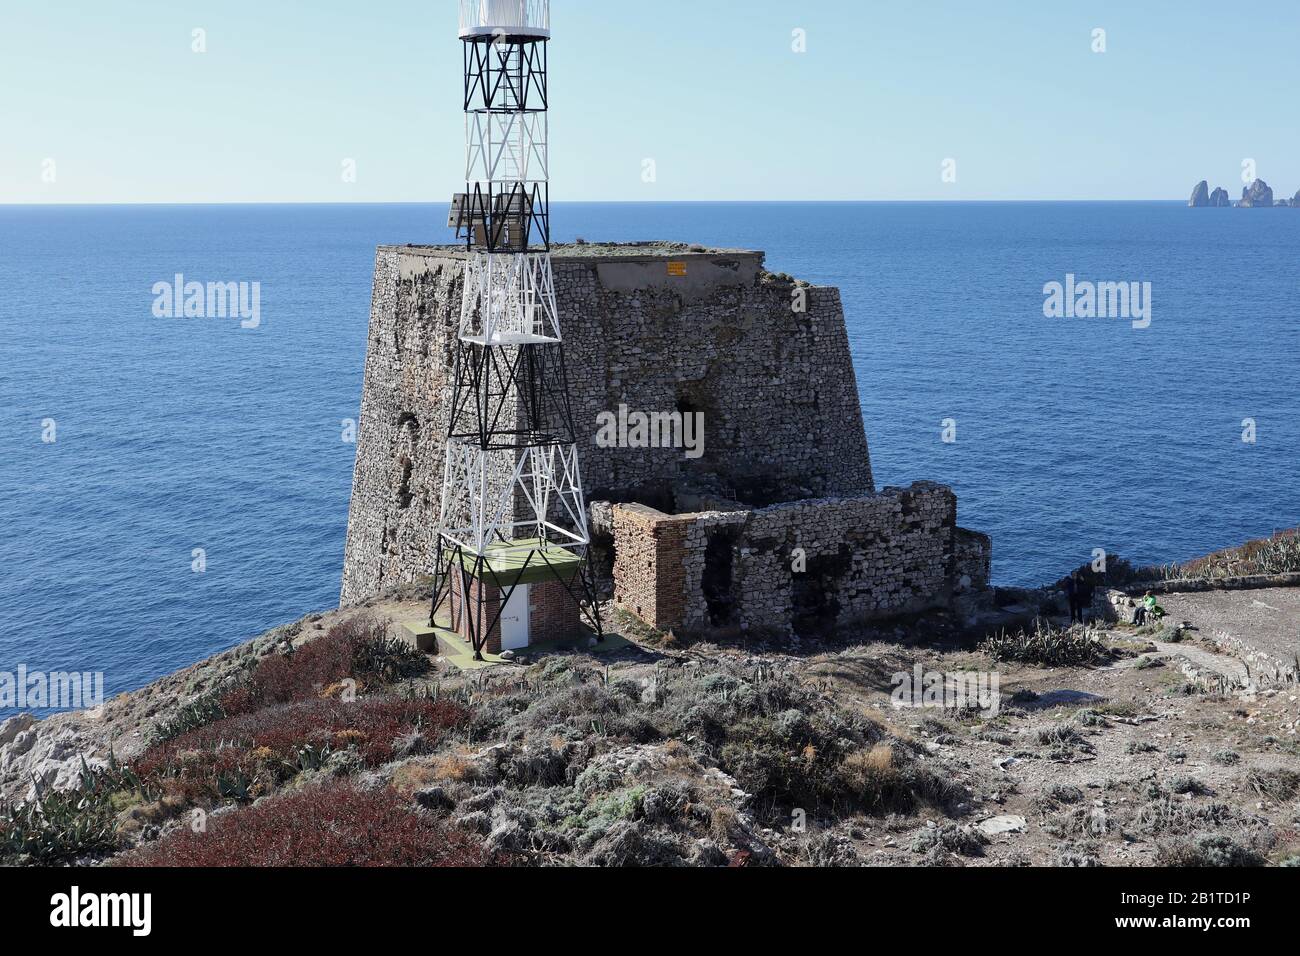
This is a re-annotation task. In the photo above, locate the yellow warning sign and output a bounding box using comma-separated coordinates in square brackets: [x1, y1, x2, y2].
[667, 261, 687, 277]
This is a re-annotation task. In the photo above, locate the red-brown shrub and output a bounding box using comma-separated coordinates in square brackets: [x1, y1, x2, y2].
[115, 784, 493, 867]
[221, 620, 368, 716]
[132, 698, 467, 801]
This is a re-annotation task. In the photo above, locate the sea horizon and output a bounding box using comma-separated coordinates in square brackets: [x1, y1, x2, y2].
[1, 198, 1209, 207]
[2, 199, 1297, 711]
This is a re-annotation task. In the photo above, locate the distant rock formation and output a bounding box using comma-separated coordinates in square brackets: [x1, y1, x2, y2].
[1240, 179, 1275, 208]
[1188, 179, 1294, 208]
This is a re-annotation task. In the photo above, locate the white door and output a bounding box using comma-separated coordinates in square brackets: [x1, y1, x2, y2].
[500, 584, 530, 651]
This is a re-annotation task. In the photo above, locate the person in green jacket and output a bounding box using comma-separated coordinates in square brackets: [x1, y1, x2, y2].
[1134, 591, 1165, 626]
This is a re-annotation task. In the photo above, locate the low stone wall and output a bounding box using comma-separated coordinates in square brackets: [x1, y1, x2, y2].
[1115, 572, 1300, 597]
[611, 482, 982, 635]
[1094, 573, 1300, 625]
[1094, 589, 1136, 625]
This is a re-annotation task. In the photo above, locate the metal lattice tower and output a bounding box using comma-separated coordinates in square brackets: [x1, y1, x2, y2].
[431, 0, 602, 660]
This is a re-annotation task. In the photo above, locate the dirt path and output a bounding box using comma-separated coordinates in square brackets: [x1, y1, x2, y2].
[1136, 636, 1251, 687]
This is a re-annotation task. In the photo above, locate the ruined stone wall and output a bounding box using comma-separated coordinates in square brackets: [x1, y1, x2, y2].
[341, 243, 875, 605]
[612, 483, 978, 635]
[731, 484, 959, 631]
[953, 528, 994, 593]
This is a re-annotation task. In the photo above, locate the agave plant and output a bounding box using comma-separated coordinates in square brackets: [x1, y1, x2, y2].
[285, 743, 335, 775]
[0, 775, 121, 866]
[149, 694, 226, 746]
[352, 634, 432, 684]
[980, 620, 1109, 667]
[215, 768, 255, 803]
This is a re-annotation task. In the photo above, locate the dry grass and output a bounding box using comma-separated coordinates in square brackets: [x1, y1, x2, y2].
[710, 806, 738, 844]
[389, 749, 480, 794]
[430, 751, 477, 783]
[660, 739, 702, 777]
[389, 761, 441, 795]
[839, 745, 898, 796]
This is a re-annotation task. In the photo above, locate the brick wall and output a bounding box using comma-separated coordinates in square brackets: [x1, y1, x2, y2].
[528, 578, 581, 645]
[611, 503, 694, 629]
[449, 573, 580, 654]
[450, 574, 502, 654]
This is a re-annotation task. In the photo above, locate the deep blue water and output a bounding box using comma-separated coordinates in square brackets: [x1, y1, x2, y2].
[1, 202, 1297, 713]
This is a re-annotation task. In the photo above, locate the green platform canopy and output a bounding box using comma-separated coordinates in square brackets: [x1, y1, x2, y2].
[455, 537, 582, 588]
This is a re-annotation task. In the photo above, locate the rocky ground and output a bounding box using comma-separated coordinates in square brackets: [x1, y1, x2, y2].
[3, 580, 1297, 867]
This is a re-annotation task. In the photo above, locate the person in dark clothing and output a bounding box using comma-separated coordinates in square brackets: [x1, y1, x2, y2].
[1077, 575, 1095, 624]
[1065, 571, 1082, 624]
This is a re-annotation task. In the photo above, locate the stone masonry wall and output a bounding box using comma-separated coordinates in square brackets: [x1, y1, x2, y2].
[341, 243, 875, 605]
[953, 528, 994, 593]
[341, 249, 456, 603]
[611, 483, 979, 635]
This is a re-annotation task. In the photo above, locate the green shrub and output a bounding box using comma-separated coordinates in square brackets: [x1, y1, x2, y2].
[1169, 775, 1209, 795]
[1037, 722, 1086, 747]
[1042, 784, 1085, 806]
[909, 823, 987, 858]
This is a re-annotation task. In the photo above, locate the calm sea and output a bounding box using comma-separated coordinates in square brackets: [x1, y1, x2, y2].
[1, 202, 1297, 713]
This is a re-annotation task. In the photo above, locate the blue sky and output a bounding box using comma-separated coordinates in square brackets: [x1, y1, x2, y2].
[2, 0, 1298, 203]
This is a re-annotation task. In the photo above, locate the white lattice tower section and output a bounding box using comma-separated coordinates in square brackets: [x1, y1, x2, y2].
[459, 252, 560, 344]
[437, 441, 590, 556]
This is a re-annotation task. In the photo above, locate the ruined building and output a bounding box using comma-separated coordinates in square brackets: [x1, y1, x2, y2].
[341, 242, 991, 642]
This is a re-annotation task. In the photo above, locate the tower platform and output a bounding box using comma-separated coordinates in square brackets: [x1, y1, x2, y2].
[396, 616, 631, 671]
[452, 537, 583, 588]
